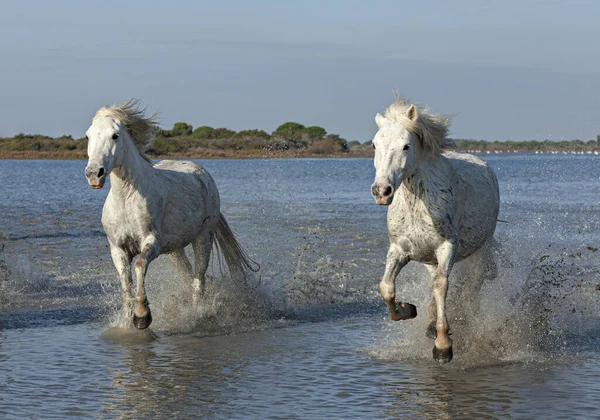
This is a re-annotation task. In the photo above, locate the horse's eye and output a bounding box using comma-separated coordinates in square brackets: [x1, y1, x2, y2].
[112, 133, 119, 140]
[85, 135, 89, 140]
[403, 144, 410, 151]
[372, 143, 376, 150]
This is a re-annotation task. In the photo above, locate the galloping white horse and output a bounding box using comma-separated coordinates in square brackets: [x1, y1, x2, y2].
[371, 96, 499, 363]
[84, 100, 256, 329]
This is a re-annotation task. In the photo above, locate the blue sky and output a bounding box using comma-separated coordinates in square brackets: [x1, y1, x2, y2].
[1, 0, 599, 141]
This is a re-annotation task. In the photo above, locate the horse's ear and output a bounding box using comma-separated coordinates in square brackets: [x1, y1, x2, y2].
[407, 104, 418, 121]
[375, 113, 387, 128]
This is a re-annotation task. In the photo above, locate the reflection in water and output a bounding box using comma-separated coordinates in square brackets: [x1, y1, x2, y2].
[381, 355, 600, 419]
[100, 331, 248, 418]
[100, 327, 159, 344]
[382, 364, 517, 419]
[0, 315, 599, 418]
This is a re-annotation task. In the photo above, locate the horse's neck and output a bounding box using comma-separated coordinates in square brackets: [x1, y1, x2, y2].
[400, 155, 447, 200]
[110, 141, 155, 197]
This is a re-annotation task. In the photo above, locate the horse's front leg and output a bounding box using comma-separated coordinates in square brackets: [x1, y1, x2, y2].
[110, 245, 133, 323]
[133, 236, 160, 329]
[379, 244, 415, 321]
[431, 241, 457, 363]
[424, 264, 438, 339]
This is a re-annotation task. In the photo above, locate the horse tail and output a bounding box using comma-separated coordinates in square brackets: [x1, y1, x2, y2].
[214, 213, 259, 281]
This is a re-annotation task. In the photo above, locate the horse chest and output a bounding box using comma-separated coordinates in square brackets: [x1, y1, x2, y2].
[102, 197, 155, 255]
[387, 192, 455, 262]
[389, 213, 439, 258]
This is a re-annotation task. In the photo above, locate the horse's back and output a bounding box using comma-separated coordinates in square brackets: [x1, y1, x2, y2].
[152, 159, 221, 250]
[443, 151, 498, 201]
[154, 159, 213, 181]
[153, 159, 218, 199]
[443, 151, 499, 258]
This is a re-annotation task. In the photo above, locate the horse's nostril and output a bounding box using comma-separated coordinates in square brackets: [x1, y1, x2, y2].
[383, 186, 393, 197]
[97, 168, 105, 178]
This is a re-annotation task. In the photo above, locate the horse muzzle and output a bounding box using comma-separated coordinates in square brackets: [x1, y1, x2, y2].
[371, 183, 394, 206]
[85, 166, 106, 189]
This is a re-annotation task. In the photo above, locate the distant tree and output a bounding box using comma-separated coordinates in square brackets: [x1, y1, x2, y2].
[171, 122, 193, 137]
[192, 126, 215, 139]
[597, 134, 600, 146]
[325, 133, 348, 151]
[572, 139, 584, 150]
[233, 129, 270, 140]
[157, 128, 173, 138]
[273, 122, 305, 140]
[150, 136, 185, 154]
[213, 128, 236, 139]
[304, 126, 327, 140]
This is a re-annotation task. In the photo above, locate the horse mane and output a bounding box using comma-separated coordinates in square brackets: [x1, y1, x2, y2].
[93, 99, 158, 163]
[384, 94, 453, 156]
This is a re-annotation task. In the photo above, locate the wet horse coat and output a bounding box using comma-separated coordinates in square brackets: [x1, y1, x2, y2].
[371, 96, 499, 362]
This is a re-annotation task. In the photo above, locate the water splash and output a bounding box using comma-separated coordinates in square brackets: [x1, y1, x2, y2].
[368, 238, 600, 368]
[100, 254, 279, 335]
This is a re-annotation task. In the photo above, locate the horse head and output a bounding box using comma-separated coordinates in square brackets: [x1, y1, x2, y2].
[84, 116, 126, 189]
[371, 104, 419, 206]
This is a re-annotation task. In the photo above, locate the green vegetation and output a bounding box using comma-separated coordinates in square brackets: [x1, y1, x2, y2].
[0, 120, 359, 157]
[0, 133, 86, 152]
[1, 123, 599, 158]
[453, 138, 600, 153]
[147, 121, 352, 155]
[170, 122, 193, 137]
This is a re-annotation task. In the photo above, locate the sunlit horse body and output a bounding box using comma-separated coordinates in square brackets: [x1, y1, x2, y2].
[371, 96, 499, 363]
[84, 100, 255, 329]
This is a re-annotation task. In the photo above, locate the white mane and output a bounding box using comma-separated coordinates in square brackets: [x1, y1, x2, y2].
[93, 99, 158, 162]
[384, 95, 453, 156]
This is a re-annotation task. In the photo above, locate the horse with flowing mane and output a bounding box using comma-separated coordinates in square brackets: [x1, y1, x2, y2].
[84, 100, 256, 329]
[371, 95, 499, 363]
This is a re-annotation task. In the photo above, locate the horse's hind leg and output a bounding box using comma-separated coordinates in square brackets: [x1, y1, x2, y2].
[192, 230, 214, 305]
[454, 246, 487, 316]
[168, 248, 195, 299]
[431, 241, 457, 363]
[379, 244, 415, 321]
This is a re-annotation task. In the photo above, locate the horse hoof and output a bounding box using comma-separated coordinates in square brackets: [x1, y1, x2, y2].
[433, 345, 453, 363]
[426, 322, 437, 339]
[392, 302, 417, 321]
[133, 311, 152, 330]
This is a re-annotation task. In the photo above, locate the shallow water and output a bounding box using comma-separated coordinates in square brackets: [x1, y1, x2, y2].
[1, 317, 599, 419]
[1, 156, 600, 418]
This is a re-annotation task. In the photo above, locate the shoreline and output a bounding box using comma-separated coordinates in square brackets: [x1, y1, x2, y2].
[0, 149, 374, 160]
[0, 149, 598, 160]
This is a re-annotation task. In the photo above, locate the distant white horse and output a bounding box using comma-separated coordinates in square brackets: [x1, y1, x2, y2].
[371, 96, 499, 363]
[84, 100, 256, 329]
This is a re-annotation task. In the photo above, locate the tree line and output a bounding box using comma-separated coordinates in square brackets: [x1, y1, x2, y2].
[0, 121, 365, 156]
[149, 121, 354, 155]
[449, 136, 600, 152]
[1, 125, 599, 156]
[360, 135, 600, 153]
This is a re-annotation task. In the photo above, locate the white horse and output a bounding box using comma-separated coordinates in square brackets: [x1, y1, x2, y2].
[371, 96, 499, 363]
[84, 100, 256, 329]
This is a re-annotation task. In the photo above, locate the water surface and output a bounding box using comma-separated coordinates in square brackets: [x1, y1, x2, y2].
[1, 156, 599, 418]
